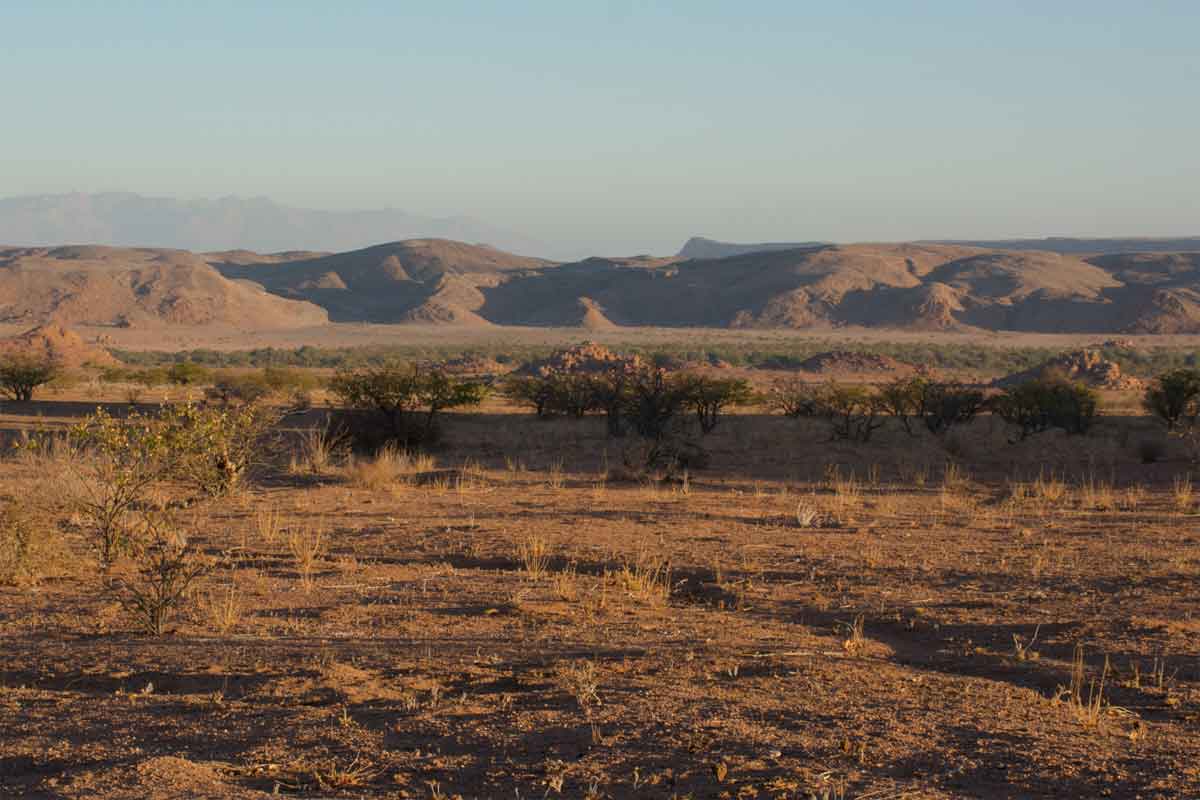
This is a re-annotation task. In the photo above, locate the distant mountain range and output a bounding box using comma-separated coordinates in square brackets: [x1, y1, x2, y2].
[928, 237, 1200, 255]
[5, 237, 1200, 334]
[677, 237, 827, 260]
[0, 193, 545, 257]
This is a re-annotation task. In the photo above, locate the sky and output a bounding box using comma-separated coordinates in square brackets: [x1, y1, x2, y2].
[2, 1, 1198, 257]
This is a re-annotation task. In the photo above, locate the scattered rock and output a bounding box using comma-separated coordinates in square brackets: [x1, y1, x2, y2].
[0, 324, 120, 368]
[995, 349, 1143, 390]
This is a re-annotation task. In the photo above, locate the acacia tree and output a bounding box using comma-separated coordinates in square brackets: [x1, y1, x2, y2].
[990, 377, 1098, 441]
[880, 377, 985, 436]
[330, 362, 488, 448]
[1143, 368, 1200, 432]
[0, 355, 58, 402]
[677, 374, 753, 434]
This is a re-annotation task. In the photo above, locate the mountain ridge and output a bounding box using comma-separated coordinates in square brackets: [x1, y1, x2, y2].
[5, 237, 1200, 333]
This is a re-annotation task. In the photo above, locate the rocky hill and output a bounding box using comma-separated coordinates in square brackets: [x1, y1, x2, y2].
[213, 241, 1200, 333]
[0, 245, 328, 329]
[7, 237, 1200, 334]
[211, 239, 551, 324]
[0, 324, 118, 368]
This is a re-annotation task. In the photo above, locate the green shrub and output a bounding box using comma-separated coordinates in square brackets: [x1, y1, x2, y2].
[881, 377, 985, 436]
[502, 375, 560, 418]
[766, 377, 823, 419]
[1143, 368, 1200, 431]
[67, 408, 176, 564]
[159, 401, 280, 496]
[676, 374, 753, 434]
[815, 383, 888, 443]
[329, 363, 487, 450]
[991, 378, 1098, 441]
[166, 361, 210, 386]
[205, 372, 273, 405]
[0, 355, 58, 401]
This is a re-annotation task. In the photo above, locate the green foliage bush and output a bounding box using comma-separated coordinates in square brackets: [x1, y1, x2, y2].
[991, 377, 1098, 441]
[0, 355, 58, 401]
[880, 377, 986, 436]
[67, 408, 176, 563]
[329, 363, 488, 450]
[1143, 368, 1200, 431]
[158, 402, 280, 496]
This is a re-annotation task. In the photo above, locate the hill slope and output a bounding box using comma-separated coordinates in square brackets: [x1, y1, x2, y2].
[213, 239, 552, 323]
[8, 238, 1200, 334]
[215, 241, 1200, 333]
[0, 246, 328, 329]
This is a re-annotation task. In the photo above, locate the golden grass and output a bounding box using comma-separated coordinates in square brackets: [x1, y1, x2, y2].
[517, 534, 552, 579]
[342, 447, 435, 492]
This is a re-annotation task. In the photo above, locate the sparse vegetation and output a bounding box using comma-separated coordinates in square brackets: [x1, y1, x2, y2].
[329, 362, 488, 449]
[991, 377, 1098, 440]
[0, 354, 59, 401]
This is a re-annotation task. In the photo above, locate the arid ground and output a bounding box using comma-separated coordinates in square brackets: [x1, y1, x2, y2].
[2, 353, 1199, 799]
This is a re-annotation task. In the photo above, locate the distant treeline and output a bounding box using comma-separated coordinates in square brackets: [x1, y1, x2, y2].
[109, 341, 1200, 377]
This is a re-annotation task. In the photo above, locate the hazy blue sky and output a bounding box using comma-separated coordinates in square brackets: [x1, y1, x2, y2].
[3, 1, 1198, 256]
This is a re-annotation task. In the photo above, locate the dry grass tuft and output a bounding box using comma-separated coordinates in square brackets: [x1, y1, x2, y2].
[197, 583, 245, 635]
[615, 549, 672, 606]
[342, 447, 434, 492]
[1172, 473, 1193, 513]
[517, 534, 552, 579]
[287, 523, 326, 592]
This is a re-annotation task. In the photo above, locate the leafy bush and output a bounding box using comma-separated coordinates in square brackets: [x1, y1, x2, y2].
[166, 361, 210, 386]
[329, 363, 488, 450]
[66, 408, 176, 564]
[1143, 368, 1200, 431]
[676, 374, 753, 434]
[117, 517, 206, 636]
[0, 355, 58, 401]
[991, 378, 1098, 441]
[815, 383, 889, 442]
[881, 377, 985, 436]
[620, 368, 706, 474]
[766, 377, 823, 418]
[159, 401, 280, 496]
[503, 375, 561, 419]
[205, 372, 273, 405]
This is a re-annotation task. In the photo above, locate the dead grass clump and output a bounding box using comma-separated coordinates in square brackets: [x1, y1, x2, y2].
[517, 534, 553, 579]
[290, 426, 348, 475]
[546, 458, 566, 490]
[252, 503, 283, 546]
[0, 498, 63, 586]
[1077, 477, 1116, 511]
[1059, 644, 1110, 729]
[554, 659, 601, 710]
[342, 447, 434, 491]
[840, 613, 867, 655]
[615, 549, 672, 606]
[1172, 473, 1193, 513]
[941, 461, 970, 493]
[1033, 471, 1070, 507]
[795, 499, 822, 528]
[197, 583, 245, 635]
[552, 563, 580, 601]
[288, 523, 327, 592]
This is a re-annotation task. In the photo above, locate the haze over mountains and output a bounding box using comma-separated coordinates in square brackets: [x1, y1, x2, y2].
[0, 193, 544, 258]
[5, 235, 1200, 335]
